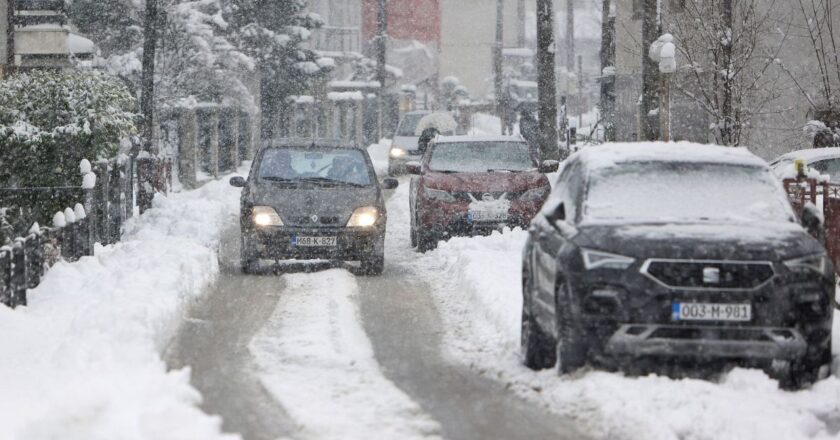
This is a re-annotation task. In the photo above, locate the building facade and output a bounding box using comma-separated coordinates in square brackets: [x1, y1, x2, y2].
[308, 0, 363, 54]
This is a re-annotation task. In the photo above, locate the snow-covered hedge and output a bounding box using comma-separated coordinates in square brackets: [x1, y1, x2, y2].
[0, 70, 137, 189]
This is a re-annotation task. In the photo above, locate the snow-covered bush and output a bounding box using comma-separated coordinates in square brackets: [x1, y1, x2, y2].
[0, 70, 137, 189]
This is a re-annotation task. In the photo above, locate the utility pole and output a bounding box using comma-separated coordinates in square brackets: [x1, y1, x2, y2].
[376, 0, 388, 139]
[140, 0, 158, 153]
[640, 0, 659, 141]
[494, 0, 504, 124]
[599, 0, 615, 141]
[565, 0, 575, 71]
[720, 0, 733, 145]
[537, 0, 560, 160]
[517, 0, 526, 47]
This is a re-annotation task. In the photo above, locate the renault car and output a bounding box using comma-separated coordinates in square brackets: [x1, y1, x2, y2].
[230, 139, 398, 275]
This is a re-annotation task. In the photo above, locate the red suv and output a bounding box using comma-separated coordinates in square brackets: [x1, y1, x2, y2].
[408, 135, 558, 251]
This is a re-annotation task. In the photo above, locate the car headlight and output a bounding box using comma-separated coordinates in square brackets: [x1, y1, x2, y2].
[347, 206, 380, 227]
[520, 186, 549, 201]
[582, 248, 635, 270]
[252, 206, 283, 227]
[784, 253, 829, 275]
[423, 187, 457, 202]
[390, 147, 407, 158]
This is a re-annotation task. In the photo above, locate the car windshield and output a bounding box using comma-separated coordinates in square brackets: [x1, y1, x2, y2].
[396, 114, 425, 136]
[584, 162, 795, 224]
[258, 147, 372, 186]
[428, 142, 535, 173]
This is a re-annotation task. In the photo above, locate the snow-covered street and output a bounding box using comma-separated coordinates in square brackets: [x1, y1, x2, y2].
[2, 143, 839, 439]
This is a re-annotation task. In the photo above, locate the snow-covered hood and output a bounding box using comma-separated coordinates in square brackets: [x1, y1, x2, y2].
[575, 221, 822, 262]
[249, 185, 381, 224]
[422, 171, 549, 193]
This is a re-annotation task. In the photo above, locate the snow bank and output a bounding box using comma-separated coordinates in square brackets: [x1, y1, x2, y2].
[249, 270, 441, 440]
[0, 174, 243, 440]
[419, 229, 840, 440]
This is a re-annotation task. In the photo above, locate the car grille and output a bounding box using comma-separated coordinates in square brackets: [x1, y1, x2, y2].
[452, 191, 524, 202]
[641, 259, 775, 290]
[286, 215, 342, 227]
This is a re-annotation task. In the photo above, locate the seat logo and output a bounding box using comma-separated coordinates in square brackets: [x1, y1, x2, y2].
[310, 214, 319, 223]
[703, 267, 721, 284]
[481, 193, 495, 202]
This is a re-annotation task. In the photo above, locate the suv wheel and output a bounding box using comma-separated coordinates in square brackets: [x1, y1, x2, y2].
[360, 254, 385, 276]
[781, 332, 832, 389]
[410, 212, 418, 248]
[416, 227, 437, 253]
[555, 282, 588, 375]
[522, 269, 556, 369]
[241, 234, 259, 274]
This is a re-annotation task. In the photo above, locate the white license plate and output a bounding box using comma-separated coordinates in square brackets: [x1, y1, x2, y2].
[469, 210, 508, 222]
[292, 236, 337, 247]
[672, 302, 752, 322]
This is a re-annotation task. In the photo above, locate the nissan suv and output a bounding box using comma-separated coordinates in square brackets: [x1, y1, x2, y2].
[521, 142, 835, 388]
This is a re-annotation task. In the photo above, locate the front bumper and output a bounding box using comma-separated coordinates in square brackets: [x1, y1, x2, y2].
[417, 199, 543, 236]
[250, 226, 384, 261]
[605, 324, 808, 360]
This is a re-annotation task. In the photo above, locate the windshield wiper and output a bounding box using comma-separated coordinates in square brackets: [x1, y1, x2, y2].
[261, 176, 298, 183]
[298, 177, 367, 187]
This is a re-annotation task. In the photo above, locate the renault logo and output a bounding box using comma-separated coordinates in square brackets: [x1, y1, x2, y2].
[703, 267, 721, 284]
[481, 193, 495, 202]
[310, 214, 319, 223]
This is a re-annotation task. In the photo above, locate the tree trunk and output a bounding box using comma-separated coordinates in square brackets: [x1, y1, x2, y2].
[599, 0, 615, 141]
[517, 0, 526, 47]
[566, 0, 575, 71]
[537, 0, 560, 160]
[720, 0, 734, 145]
[640, 0, 659, 141]
[140, 0, 158, 154]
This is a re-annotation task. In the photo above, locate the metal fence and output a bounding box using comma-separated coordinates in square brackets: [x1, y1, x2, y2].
[0, 156, 171, 308]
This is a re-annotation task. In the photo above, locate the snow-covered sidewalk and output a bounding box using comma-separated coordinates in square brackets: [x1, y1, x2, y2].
[0, 175, 242, 440]
[249, 269, 441, 440]
[417, 227, 840, 440]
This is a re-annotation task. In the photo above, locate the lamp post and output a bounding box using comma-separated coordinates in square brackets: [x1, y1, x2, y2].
[650, 34, 676, 142]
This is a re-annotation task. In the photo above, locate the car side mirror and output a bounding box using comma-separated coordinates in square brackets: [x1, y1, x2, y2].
[539, 160, 560, 173]
[229, 176, 247, 188]
[406, 161, 422, 175]
[546, 201, 566, 223]
[802, 203, 825, 244]
[382, 177, 399, 190]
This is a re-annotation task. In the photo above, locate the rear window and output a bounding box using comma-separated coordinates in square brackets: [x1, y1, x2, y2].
[584, 162, 795, 224]
[258, 147, 372, 186]
[428, 142, 536, 173]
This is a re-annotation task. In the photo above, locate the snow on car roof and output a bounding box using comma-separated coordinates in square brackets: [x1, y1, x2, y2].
[434, 134, 527, 144]
[774, 147, 840, 163]
[576, 142, 768, 169]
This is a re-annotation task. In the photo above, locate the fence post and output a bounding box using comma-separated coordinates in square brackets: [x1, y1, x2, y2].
[94, 161, 110, 244]
[25, 232, 43, 289]
[208, 108, 220, 178]
[178, 108, 198, 189]
[11, 240, 26, 307]
[220, 107, 240, 172]
[0, 249, 10, 307]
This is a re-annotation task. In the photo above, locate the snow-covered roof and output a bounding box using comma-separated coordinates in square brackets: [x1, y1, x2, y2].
[327, 91, 364, 101]
[67, 32, 94, 55]
[435, 134, 527, 144]
[329, 80, 381, 89]
[774, 147, 840, 164]
[576, 142, 769, 170]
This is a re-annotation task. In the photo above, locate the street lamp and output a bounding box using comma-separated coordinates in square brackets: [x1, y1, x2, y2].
[649, 34, 676, 142]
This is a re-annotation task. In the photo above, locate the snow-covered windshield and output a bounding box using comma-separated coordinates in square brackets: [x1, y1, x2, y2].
[396, 114, 425, 136]
[428, 142, 535, 173]
[258, 147, 372, 186]
[584, 162, 795, 224]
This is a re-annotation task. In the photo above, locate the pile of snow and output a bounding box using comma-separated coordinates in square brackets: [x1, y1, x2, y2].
[367, 138, 392, 178]
[417, 228, 840, 440]
[577, 142, 769, 169]
[0, 173, 244, 440]
[249, 270, 441, 440]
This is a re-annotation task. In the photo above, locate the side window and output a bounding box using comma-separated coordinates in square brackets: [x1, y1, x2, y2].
[545, 160, 582, 223]
[812, 158, 840, 182]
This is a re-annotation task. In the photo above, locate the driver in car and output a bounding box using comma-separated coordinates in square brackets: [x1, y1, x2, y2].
[328, 155, 367, 185]
[260, 149, 296, 179]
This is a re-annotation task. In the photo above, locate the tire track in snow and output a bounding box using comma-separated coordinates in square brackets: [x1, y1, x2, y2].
[248, 269, 442, 440]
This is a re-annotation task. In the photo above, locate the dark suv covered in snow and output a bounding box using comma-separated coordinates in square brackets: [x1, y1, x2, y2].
[521, 143, 835, 388]
[230, 139, 398, 275]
